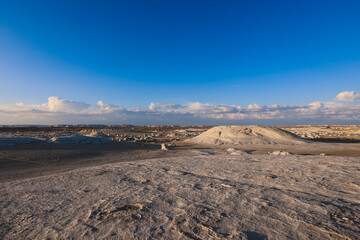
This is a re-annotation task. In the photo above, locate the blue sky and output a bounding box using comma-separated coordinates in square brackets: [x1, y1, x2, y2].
[1, 0, 360, 124]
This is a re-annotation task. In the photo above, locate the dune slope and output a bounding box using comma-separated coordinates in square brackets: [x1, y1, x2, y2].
[190, 125, 308, 145]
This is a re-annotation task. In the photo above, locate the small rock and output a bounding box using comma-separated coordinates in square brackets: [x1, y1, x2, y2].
[161, 143, 168, 150]
[269, 150, 292, 156]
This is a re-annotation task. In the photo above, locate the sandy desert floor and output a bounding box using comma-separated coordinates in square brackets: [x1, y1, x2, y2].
[1, 151, 360, 239]
[1, 140, 360, 183]
[0, 150, 360, 239]
[0, 126, 360, 239]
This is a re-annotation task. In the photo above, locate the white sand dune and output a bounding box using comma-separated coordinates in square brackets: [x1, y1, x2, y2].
[189, 125, 308, 145]
[1, 153, 359, 239]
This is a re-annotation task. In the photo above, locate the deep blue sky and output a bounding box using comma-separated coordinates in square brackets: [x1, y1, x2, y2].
[1, 0, 360, 108]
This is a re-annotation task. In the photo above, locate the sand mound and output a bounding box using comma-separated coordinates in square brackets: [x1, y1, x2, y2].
[190, 125, 307, 145]
[85, 130, 108, 138]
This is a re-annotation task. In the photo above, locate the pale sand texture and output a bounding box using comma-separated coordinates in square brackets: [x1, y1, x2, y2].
[1, 153, 359, 239]
[189, 126, 308, 145]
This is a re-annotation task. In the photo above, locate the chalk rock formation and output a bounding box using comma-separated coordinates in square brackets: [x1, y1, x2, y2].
[190, 125, 307, 145]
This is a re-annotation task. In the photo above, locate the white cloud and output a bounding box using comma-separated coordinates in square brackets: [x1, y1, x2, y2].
[46, 96, 90, 112]
[97, 100, 120, 111]
[15, 102, 24, 107]
[0, 91, 360, 125]
[186, 102, 210, 112]
[247, 103, 266, 111]
[336, 91, 360, 102]
[308, 101, 323, 110]
[149, 102, 182, 111]
[149, 102, 156, 110]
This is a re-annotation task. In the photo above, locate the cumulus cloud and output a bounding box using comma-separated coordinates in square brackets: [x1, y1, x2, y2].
[1, 91, 360, 125]
[149, 102, 182, 111]
[247, 104, 266, 111]
[97, 100, 121, 111]
[45, 96, 90, 112]
[308, 101, 323, 110]
[15, 102, 24, 107]
[336, 91, 360, 102]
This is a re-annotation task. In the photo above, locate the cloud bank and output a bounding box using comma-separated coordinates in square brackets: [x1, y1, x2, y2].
[336, 91, 360, 102]
[1, 91, 360, 125]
